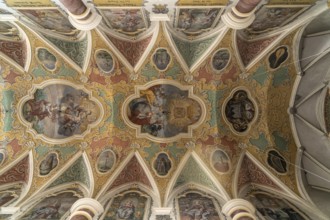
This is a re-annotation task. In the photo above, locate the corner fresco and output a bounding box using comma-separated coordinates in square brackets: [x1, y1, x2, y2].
[18, 9, 78, 36]
[104, 191, 150, 220]
[176, 191, 222, 220]
[246, 191, 309, 220]
[20, 191, 81, 219]
[100, 9, 148, 36]
[175, 8, 221, 35]
[123, 80, 206, 142]
[246, 7, 306, 34]
[18, 80, 104, 144]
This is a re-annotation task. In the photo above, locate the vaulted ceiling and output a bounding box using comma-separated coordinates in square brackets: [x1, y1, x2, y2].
[0, 0, 330, 219]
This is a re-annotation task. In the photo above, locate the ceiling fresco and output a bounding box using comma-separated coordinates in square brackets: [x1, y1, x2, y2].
[0, 0, 329, 219]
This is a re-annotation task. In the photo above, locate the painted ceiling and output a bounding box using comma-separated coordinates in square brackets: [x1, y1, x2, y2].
[0, 0, 329, 219]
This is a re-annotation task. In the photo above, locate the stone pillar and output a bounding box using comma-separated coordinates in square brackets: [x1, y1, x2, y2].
[222, 199, 257, 220]
[60, 0, 102, 31]
[69, 198, 104, 220]
[222, 0, 262, 29]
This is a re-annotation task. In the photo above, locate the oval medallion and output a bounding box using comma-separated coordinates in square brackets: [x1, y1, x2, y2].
[268, 46, 288, 69]
[211, 149, 230, 173]
[153, 153, 172, 176]
[267, 150, 287, 174]
[152, 48, 171, 71]
[97, 149, 116, 173]
[39, 152, 58, 176]
[212, 49, 230, 72]
[95, 49, 114, 74]
[36, 48, 57, 71]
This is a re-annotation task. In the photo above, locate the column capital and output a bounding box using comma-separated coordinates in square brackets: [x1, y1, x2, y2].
[222, 198, 257, 220]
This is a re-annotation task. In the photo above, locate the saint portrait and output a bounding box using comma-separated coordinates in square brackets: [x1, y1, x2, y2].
[95, 50, 114, 74]
[21, 191, 80, 219]
[177, 192, 221, 220]
[212, 49, 230, 71]
[211, 149, 230, 173]
[248, 192, 307, 220]
[97, 149, 116, 173]
[152, 49, 171, 71]
[36, 48, 57, 71]
[153, 153, 171, 176]
[39, 152, 58, 176]
[268, 46, 288, 69]
[104, 191, 149, 220]
[267, 150, 287, 174]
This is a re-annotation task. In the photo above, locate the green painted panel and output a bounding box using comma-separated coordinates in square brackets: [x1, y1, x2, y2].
[44, 35, 88, 68]
[174, 156, 218, 192]
[250, 65, 268, 86]
[48, 157, 90, 189]
[272, 67, 290, 87]
[272, 131, 288, 151]
[249, 133, 269, 150]
[173, 35, 216, 68]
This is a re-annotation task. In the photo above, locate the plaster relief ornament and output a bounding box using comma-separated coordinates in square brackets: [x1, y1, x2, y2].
[267, 150, 288, 174]
[153, 153, 172, 177]
[268, 46, 289, 69]
[123, 80, 206, 143]
[18, 80, 104, 144]
[223, 88, 257, 135]
[211, 149, 230, 173]
[39, 152, 58, 176]
[152, 48, 171, 71]
[95, 49, 114, 75]
[36, 48, 57, 71]
[212, 49, 230, 72]
[97, 149, 116, 173]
